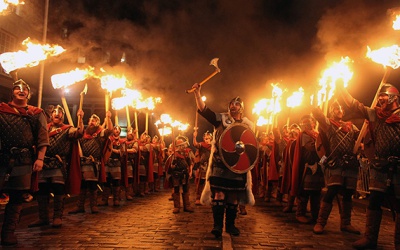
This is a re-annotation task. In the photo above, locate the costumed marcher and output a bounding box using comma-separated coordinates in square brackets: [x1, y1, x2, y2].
[124, 128, 138, 200]
[165, 135, 195, 213]
[280, 124, 301, 213]
[137, 133, 153, 197]
[0, 79, 49, 246]
[29, 105, 84, 228]
[312, 101, 360, 235]
[99, 125, 124, 207]
[257, 132, 271, 199]
[290, 114, 324, 224]
[68, 112, 113, 214]
[163, 143, 175, 201]
[265, 127, 287, 202]
[193, 130, 212, 206]
[191, 82, 256, 238]
[335, 82, 400, 249]
[149, 135, 164, 192]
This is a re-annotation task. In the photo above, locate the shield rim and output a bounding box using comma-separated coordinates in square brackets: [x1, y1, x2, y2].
[218, 123, 259, 174]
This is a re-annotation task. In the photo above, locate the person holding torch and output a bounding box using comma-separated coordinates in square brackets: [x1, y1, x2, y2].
[336, 81, 400, 249]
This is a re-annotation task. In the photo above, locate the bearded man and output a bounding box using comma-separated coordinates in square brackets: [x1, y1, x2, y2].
[68, 111, 112, 214]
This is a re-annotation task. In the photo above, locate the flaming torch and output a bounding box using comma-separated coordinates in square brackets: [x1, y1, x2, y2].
[100, 74, 127, 113]
[271, 84, 283, 130]
[317, 57, 353, 116]
[77, 84, 87, 126]
[51, 67, 94, 126]
[286, 87, 304, 127]
[0, 0, 24, 13]
[353, 45, 400, 153]
[0, 37, 64, 74]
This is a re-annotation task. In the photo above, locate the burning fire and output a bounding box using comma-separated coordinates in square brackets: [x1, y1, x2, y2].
[366, 45, 400, 69]
[100, 74, 128, 93]
[393, 14, 400, 30]
[317, 57, 353, 106]
[0, 0, 24, 13]
[51, 67, 94, 89]
[0, 37, 65, 73]
[286, 87, 304, 108]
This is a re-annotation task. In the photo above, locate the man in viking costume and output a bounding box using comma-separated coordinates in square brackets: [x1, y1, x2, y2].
[150, 135, 165, 193]
[68, 112, 113, 214]
[29, 105, 83, 228]
[290, 114, 325, 224]
[124, 129, 138, 200]
[280, 123, 301, 213]
[165, 135, 195, 213]
[335, 82, 400, 249]
[191, 83, 256, 238]
[0, 79, 49, 246]
[99, 125, 124, 207]
[311, 101, 360, 235]
[193, 130, 212, 205]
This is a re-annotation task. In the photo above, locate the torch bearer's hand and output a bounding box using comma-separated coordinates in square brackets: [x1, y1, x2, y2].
[77, 109, 84, 118]
[106, 110, 112, 118]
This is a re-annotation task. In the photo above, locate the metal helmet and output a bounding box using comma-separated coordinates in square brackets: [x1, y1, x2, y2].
[114, 125, 121, 132]
[175, 135, 189, 148]
[203, 130, 213, 140]
[329, 100, 343, 118]
[90, 114, 100, 126]
[52, 105, 65, 116]
[12, 79, 31, 100]
[228, 96, 244, 115]
[379, 83, 399, 104]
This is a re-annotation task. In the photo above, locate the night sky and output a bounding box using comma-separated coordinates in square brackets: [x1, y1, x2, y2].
[17, 0, 400, 135]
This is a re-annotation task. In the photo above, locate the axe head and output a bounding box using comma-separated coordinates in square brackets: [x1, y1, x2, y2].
[81, 83, 88, 95]
[210, 58, 220, 72]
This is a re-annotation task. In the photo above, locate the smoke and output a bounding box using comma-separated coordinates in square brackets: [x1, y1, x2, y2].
[42, 0, 400, 132]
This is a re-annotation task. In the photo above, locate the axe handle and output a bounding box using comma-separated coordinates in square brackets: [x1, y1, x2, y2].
[186, 69, 220, 94]
[77, 92, 84, 126]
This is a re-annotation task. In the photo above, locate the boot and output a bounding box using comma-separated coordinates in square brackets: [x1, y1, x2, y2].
[225, 203, 240, 236]
[89, 189, 98, 214]
[113, 186, 121, 206]
[313, 201, 333, 234]
[296, 195, 311, 224]
[98, 187, 110, 206]
[276, 191, 283, 202]
[283, 195, 295, 213]
[155, 179, 160, 192]
[352, 209, 382, 249]
[182, 192, 194, 212]
[395, 213, 400, 249]
[239, 205, 247, 215]
[1, 203, 22, 246]
[52, 195, 64, 228]
[195, 183, 204, 205]
[125, 184, 134, 201]
[264, 188, 272, 202]
[340, 201, 360, 234]
[211, 201, 225, 238]
[139, 182, 145, 197]
[68, 189, 86, 214]
[309, 193, 321, 224]
[28, 195, 50, 227]
[172, 193, 180, 214]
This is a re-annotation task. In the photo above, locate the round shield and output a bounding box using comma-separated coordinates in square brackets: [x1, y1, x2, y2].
[218, 123, 259, 174]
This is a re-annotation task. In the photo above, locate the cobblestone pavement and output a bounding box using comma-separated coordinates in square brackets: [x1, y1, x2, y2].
[0, 188, 396, 249]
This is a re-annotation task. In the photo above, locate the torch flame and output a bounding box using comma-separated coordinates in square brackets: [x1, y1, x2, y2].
[51, 67, 94, 89]
[100, 74, 128, 93]
[286, 87, 304, 108]
[0, 37, 65, 73]
[317, 57, 353, 106]
[366, 45, 400, 69]
[0, 0, 24, 13]
[393, 15, 400, 30]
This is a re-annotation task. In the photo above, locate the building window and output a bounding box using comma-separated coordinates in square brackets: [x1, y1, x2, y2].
[0, 31, 17, 75]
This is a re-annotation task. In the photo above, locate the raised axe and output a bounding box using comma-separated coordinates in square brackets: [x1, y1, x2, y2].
[185, 58, 220, 93]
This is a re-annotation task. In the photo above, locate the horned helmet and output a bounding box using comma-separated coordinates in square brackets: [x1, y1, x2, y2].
[89, 114, 101, 126]
[51, 105, 65, 121]
[203, 130, 213, 141]
[329, 100, 344, 118]
[175, 135, 189, 150]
